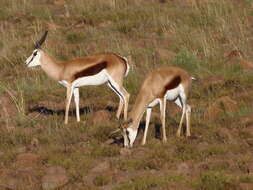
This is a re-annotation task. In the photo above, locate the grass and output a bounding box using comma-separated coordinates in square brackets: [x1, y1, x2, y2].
[0, 0, 253, 189]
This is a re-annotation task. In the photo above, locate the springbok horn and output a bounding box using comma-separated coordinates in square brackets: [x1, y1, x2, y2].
[109, 128, 121, 137]
[35, 31, 48, 49]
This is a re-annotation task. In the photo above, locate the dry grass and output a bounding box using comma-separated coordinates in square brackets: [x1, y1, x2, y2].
[0, 0, 253, 189]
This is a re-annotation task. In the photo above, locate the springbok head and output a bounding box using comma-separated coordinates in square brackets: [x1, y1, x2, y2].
[121, 119, 138, 148]
[25, 31, 48, 67]
[110, 119, 137, 148]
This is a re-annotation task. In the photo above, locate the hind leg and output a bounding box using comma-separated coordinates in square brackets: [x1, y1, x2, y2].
[174, 96, 186, 137]
[73, 88, 80, 122]
[186, 104, 191, 137]
[160, 98, 167, 143]
[116, 99, 124, 119]
[107, 79, 129, 120]
[119, 86, 130, 120]
[65, 83, 74, 124]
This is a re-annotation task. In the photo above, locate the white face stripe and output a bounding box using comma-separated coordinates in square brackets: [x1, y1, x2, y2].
[124, 127, 137, 148]
[25, 49, 41, 67]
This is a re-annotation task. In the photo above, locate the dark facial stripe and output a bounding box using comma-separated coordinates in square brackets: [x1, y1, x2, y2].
[126, 130, 131, 143]
[74, 61, 107, 79]
[27, 55, 35, 65]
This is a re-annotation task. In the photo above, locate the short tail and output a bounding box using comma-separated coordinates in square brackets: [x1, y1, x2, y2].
[122, 56, 130, 77]
[115, 54, 130, 77]
[191, 77, 196, 81]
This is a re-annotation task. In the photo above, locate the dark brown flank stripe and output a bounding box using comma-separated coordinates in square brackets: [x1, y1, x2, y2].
[74, 61, 107, 80]
[164, 75, 181, 94]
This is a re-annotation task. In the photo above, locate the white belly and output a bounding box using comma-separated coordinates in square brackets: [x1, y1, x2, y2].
[59, 69, 109, 88]
[165, 84, 182, 101]
[148, 98, 161, 107]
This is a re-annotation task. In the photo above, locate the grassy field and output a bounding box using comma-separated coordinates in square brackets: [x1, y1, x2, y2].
[0, 0, 253, 189]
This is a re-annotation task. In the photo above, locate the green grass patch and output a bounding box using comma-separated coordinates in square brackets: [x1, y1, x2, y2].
[195, 172, 238, 190]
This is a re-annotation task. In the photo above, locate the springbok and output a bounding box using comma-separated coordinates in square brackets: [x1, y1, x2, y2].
[25, 31, 130, 124]
[118, 66, 194, 147]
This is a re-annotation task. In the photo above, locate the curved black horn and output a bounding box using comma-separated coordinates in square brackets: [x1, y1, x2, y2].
[35, 31, 48, 49]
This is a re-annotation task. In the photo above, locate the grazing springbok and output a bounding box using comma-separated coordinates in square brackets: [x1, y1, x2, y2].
[118, 66, 194, 147]
[25, 31, 130, 124]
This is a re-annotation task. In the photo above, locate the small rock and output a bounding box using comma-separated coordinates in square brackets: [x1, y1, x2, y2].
[167, 102, 181, 117]
[244, 125, 253, 136]
[225, 50, 253, 71]
[91, 161, 110, 173]
[104, 138, 115, 145]
[16, 153, 40, 164]
[204, 105, 223, 121]
[155, 48, 176, 62]
[99, 0, 116, 8]
[248, 162, 253, 174]
[15, 153, 41, 172]
[204, 96, 238, 120]
[42, 166, 68, 190]
[119, 148, 132, 156]
[0, 168, 40, 190]
[31, 137, 39, 147]
[201, 76, 225, 89]
[0, 94, 17, 119]
[171, 0, 197, 7]
[240, 113, 253, 125]
[176, 162, 193, 176]
[218, 96, 238, 111]
[240, 59, 253, 71]
[218, 128, 237, 144]
[239, 182, 253, 190]
[46, 166, 67, 175]
[53, 0, 65, 5]
[16, 146, 26, 154]
[90, 110, 111, 125]
[0, 175, 19, 190]
[197, 142, 209, 152]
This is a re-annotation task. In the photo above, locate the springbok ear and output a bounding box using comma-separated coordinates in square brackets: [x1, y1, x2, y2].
[34, 31, 48, 49]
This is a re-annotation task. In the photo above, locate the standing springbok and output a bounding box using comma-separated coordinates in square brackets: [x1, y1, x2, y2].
[119, 66, 194, 148]
[25, 31, 130, 124]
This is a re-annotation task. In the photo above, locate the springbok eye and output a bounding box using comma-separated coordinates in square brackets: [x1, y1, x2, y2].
[33, 51, 37, 56]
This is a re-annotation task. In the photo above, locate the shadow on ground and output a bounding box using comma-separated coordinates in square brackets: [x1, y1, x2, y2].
[28, 105, 115, 116]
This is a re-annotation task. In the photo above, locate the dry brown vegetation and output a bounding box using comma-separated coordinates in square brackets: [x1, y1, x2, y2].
[0, 0, 253, 189]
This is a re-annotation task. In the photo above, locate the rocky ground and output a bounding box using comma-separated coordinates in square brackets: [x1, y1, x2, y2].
[0, 0, 253, 189]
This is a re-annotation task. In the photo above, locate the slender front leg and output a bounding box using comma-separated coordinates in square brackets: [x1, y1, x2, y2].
[160, 98, 167, 143]
[141, 108, 152, 145]
[122, 88, 130, 121]
[177, 104, 186, 137]
[65, 83, 74, 124]
[73, 88, 80, 122]
[186, 104, 191, 137]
